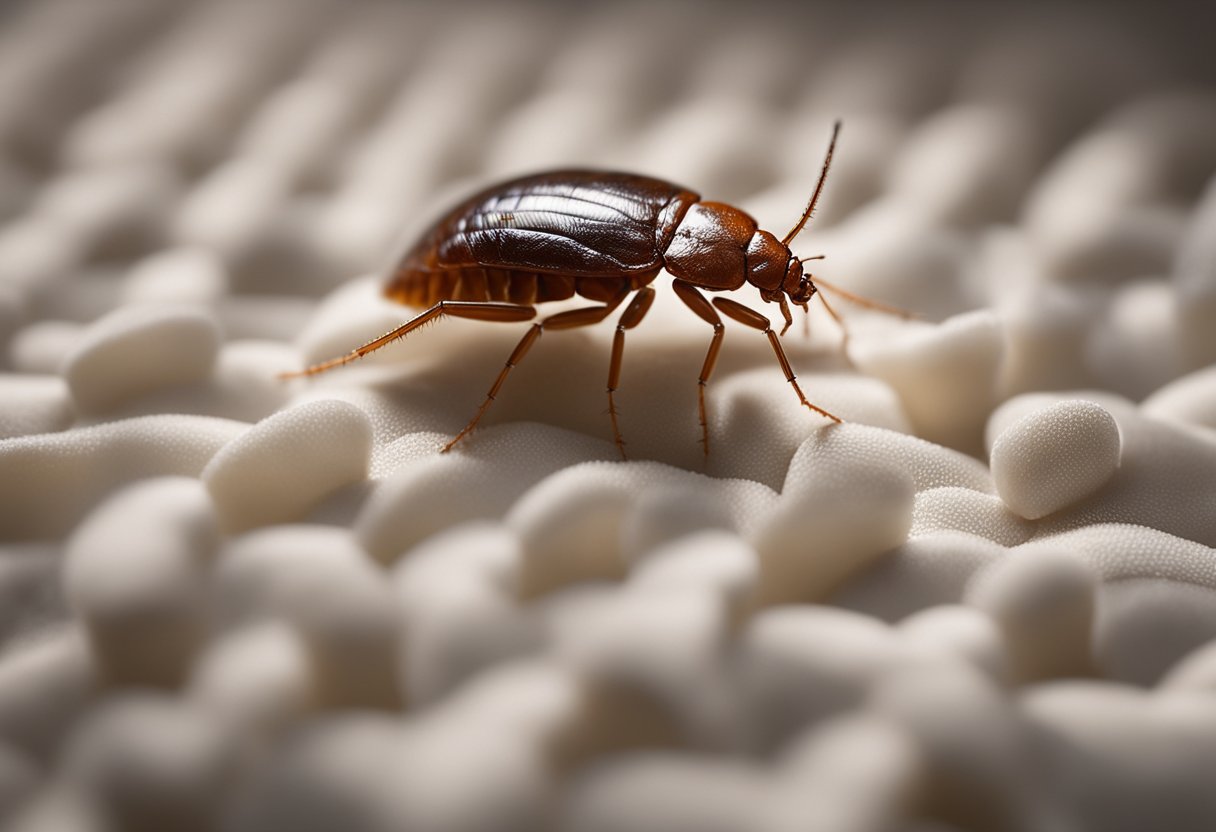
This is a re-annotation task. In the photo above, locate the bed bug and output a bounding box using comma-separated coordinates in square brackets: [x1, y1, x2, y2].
[287, 121, 906, 457]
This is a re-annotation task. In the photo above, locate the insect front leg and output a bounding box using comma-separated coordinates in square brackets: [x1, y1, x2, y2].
[711, 296, 841, 424]
[777, 295, 794, 336]
[671, 280, 726, 457]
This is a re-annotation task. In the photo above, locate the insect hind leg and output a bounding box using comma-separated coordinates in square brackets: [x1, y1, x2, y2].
[280, 301, 537, 379]
[443, 289, 630, 453]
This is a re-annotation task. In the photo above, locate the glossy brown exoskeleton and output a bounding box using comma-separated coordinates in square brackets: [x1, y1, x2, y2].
[289, 122, 902, 457]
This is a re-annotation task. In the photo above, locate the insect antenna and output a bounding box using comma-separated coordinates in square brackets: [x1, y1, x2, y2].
[798, 255, 919, 321]
[796, 300, 811, 338]
[794, 251, 918, 341]
[813, 277, 918, 320]
[781, 120, 841, 247]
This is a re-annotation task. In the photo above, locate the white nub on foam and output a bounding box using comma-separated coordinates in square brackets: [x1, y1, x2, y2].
[1161, 640, 1216, 692]
[202, 399, 372, 533]
[35, 164, 181, 259]
[122, 247, 229, 306]
[911, 487, 1033, 547]
[214, 525, 402, 710]
[850, 309, 1003, 454]
[562, 754, 769, 832]
[898, 605, 1009, 682]
[1022, 681, 1216, 830]
[737, 606, 906, 751]
[358, 424, 617, 565]
[968, 548, 1097, 683]
[506, 460, 770, 601]
[0, 414, 246, 542]
[62, 695, 236, 832]
[630, 531, 757, 621]
[1143, 365, 1216, 435]
[61, 306, 221, 415]
[63, 478, 219, 687]
[0, 375, 73, 440]
[510, 475, 638, 600]
[989, 399, 1121, 519]
[869, 664, 1027, 830]
[0, 629, 96, 762]
[393, 524, 535, 705]
[549, 591, 727, 752]
[8, 320, 85, 375]
[189, 621, 311, 735]
[775, 714, 924, 832]
[752, 426, 915, 607]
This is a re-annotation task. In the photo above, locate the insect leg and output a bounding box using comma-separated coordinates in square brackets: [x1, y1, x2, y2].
[672, 280, 726, 457]
[281, 301, 536, 378]
[606, 287, 656, 459]
[776, 295, 794, 336]
[711, 296, 842, 424]
[443, 289, 631, 453]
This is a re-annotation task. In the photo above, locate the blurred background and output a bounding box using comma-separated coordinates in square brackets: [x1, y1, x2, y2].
[1, 0, 1214, 347]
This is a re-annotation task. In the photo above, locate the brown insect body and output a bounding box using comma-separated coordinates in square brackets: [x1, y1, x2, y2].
[385, 170, 699, 309]
[386, 174, 814, 313]
[288, 122, 903, 457]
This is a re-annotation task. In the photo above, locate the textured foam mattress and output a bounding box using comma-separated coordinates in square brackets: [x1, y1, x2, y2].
[0, 1, 1215, 830]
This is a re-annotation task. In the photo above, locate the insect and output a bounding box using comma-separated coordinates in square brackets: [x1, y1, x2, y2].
[287, 121, 906, 457]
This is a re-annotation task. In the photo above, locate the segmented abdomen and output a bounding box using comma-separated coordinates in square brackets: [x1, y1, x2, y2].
[384, 265, 612, 306]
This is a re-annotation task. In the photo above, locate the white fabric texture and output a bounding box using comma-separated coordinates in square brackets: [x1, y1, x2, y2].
[0, 1, 1214, 830]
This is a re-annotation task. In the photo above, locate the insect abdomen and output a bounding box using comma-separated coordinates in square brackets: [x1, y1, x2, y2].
[385, 170, 699, 307]
[387, 266, 585, 307]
